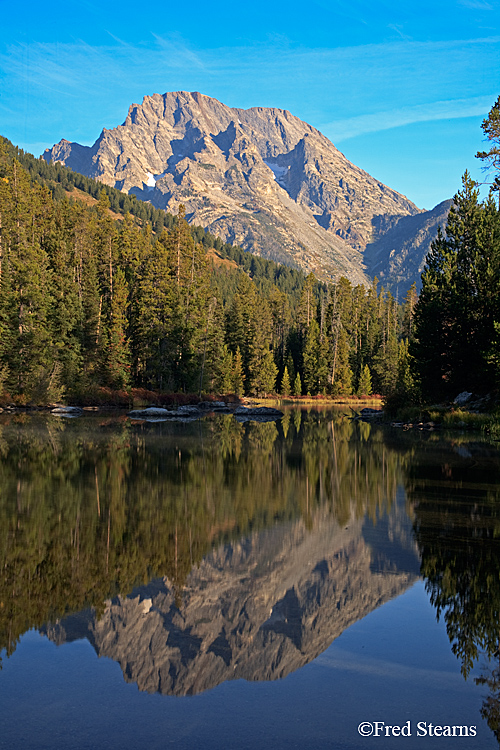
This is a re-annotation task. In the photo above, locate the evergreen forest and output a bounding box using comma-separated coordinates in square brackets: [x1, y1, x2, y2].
[0, 137, 417, 404]
[410, 96, 500, 403]
[1, 93, 499, 407]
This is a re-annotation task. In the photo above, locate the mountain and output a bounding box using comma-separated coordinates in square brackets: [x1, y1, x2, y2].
[42, 498, 419, 696]
[364, 199, 453, 292]
[44, 91, 447, 289]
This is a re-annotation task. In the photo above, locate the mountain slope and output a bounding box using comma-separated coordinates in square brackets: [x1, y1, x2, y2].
[45, 91, 423, 286]
[364, 199, 452, 292]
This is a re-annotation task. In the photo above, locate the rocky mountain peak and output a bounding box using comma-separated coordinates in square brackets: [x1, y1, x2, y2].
[44, 91, 448, 290]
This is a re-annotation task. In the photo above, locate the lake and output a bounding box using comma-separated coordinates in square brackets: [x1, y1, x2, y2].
[0, 407, 499, 749]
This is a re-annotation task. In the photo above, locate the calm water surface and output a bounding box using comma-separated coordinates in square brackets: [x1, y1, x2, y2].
[0, 408, 499, 749]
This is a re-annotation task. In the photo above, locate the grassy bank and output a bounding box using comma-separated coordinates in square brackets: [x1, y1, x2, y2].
[384, 403, 500, 438]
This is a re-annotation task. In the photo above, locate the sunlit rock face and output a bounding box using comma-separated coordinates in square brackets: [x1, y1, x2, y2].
[44, 91, 437, 289]
[43, 496, 419, 696]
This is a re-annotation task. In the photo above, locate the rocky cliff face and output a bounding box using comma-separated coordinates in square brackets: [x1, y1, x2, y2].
[43, 498, 419, 696]
[45, 91, 428, 287]
[364, 199, 452, 292]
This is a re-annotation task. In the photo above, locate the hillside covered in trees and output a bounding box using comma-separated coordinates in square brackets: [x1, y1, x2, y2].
[0, 137, 419, 404]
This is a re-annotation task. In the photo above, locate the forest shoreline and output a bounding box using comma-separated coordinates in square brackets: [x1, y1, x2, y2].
[1, 393, 499, 439]
[0, 392, 383, 413]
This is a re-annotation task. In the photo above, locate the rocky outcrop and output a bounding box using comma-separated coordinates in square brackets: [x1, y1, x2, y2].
[43, 496, 419, 695]
[44, 91, 427, 288]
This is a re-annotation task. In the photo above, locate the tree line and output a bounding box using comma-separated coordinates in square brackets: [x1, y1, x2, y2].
[409, 96, 500, 404]
[0, 138, 419, 404]
[2, 93, 499, 407]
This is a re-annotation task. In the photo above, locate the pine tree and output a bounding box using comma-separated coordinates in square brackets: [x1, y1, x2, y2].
[396, 339, 415, 399]
[226, 272, 258, 383]
[45, 200, 83, 388]
[357, 364, 372, 396]
[411, 173, 500, 398]
[281, 365, 291, 396]
[303, 319, 320, 394]
[218, 344, 234, 395]
[268, 285, 291, 374]
[105, 268, 131, 389]
[476, 95, 500, 198]
[248, 298, 277, 396]
[402, 282, 418, 340]
[331, 327, 353, 396]
[284, 350, 296, 387]
[293, 372, 302, 397]
[135, 229, 178, 389]
[373, 331, 398, 395]
[232, 347, 245, 397]
[0, 160, 55, 399]
[200, 299, 228, 394]
[297, 272, 316, 334]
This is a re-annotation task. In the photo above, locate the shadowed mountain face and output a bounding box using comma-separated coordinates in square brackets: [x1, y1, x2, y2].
[43, 496, 419, 696]
[44, 91, 437, 288]
[364, 199, 452, 292]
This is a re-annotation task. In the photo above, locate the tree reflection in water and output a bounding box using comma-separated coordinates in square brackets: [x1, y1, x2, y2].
[404, 438, 500, 745]
[1, 410, 500, 742]
[0, 409, 402, 661]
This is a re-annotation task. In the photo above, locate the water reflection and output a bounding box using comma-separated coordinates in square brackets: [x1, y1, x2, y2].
[404, 440, 500, 677]
[402, 438, 500, 744]
[41, 497, 418, 695]
[0, 410, 499, 733]
[0, 409, 403, 664]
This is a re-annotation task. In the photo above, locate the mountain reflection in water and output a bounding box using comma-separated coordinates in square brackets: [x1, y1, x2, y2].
[42, 497, 418, 696]
[1, 408, 500, 742]
[0, 409, 405, 665]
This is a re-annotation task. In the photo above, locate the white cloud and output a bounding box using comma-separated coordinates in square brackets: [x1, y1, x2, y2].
[322, 96, 495, 142]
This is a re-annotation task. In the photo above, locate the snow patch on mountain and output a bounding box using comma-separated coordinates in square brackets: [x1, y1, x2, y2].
[263, 160, 289, 183]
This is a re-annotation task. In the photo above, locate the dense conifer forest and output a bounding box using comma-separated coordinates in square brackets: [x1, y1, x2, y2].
[0, 136, 418, 404]
[1, 91, 499, 407]
[410, 97, 500, 404]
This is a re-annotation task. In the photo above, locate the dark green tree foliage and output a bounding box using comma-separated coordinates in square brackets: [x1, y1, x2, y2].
[0, 141, 421, 401]
[105, 268, 131, 389]
[226, 272, 259, 381]
[248, 299, 278, 396]
[476, 94, 500, 197]
[412, 173, 500, 399]
[0, 156, 56, 400]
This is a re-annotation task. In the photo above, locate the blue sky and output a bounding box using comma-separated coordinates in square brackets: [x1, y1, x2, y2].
[0, 0, 498, 209]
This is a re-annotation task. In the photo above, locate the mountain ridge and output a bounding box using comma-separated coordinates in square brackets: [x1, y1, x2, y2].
[44, 91, 449, 291]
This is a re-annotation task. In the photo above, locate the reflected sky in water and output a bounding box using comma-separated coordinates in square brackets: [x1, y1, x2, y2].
[0, 408, 499, 748]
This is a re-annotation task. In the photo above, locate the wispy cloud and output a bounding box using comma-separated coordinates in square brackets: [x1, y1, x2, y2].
[151, 33, 209, 71]
[323, 96, 495, 142]
[458, 0, 493, 9]
[0, 35, 498, 149]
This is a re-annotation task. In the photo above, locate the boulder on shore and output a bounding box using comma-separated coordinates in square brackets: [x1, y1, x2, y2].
[233, 406, 284, 423]
[51, 405, 84, 417]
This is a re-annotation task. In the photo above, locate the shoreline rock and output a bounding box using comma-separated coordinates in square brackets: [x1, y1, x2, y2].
[127, 404, 284, 423]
